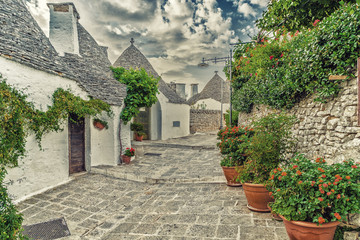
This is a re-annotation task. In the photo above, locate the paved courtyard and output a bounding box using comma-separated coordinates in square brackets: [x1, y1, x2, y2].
[18, 132, 288, 240]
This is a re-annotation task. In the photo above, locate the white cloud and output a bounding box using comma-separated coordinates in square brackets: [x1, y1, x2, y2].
[249, 0, 269, 8]
[237, 2, 257, 18]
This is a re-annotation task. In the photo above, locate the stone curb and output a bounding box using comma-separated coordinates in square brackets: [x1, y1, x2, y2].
[91, 167, 225, 184]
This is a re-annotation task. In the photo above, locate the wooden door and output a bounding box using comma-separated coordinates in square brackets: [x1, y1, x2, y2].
[69, 114, 85, 174]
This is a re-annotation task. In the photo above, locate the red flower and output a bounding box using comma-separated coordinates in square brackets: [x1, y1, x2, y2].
[298, 180, 303, 184]
[327, 192, 332, 196]
[318, 168, 325, 173]
[321, 174, 326, 178]
[352, 165, 357, 169]
[311, 181, 315, 186]
[334, 213, 341, 220]
[318, 217, 325, 224]
[269, 56, 274, 60]
[278, 176, 282, 181]
[346, 176, 351, 180]
[337, 194, 341, 199]
[277, 167, 282, 171]
[313, 19, 320, 27]
[281, 172, 287, 176]
[277, 189, 280, 192]
[292, 165, 298, 169]
[280, 53, 284, 58]
[296, 170, 302, 176]
[269, 192, 273, 196]
[322, 183, 328, 188]
[318, 197, 323, 202]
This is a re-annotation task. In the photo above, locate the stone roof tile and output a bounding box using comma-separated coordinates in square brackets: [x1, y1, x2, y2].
[0, 0, 126, 106]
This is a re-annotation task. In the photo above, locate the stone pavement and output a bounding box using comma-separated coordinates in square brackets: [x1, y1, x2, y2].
[18, 132, 288, 240]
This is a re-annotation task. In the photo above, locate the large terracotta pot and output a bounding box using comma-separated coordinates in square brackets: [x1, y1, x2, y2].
[242, 182, 273, 212]
[135, 134, 143, 141]
[280, 215, 340, 240]
[122, 155, 131, 164]
[222, 166, 242, 187]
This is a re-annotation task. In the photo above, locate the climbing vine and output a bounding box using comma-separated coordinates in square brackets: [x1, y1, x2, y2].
[0, 76, 112, 168]
[111, 67, 159, 124]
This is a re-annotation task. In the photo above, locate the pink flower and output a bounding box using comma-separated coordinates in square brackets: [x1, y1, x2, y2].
[269, 56, 274, 60]
[313, 19, 320, 27]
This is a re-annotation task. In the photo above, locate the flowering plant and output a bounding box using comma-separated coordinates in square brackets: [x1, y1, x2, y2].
[238, 113, 296, 184]
[267, 154, 360, 224]
[217, 126, 254, 167]
[124, 148, 135, 157]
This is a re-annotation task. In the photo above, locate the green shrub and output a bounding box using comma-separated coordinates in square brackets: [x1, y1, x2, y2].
[217, 126, 255, 167]
[224, 109, 239, 127]
[239, 113, 297, 184]
[0, 168, 27, 240]
[231, 3, 360, 113]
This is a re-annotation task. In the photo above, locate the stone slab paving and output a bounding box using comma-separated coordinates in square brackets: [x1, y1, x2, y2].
[18, 132, 288, 239]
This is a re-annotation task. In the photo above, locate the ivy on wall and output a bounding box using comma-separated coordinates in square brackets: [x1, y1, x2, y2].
[0, 78, 112, 168]
[111, 67, 159, 124]
[0, 75, 112, 239]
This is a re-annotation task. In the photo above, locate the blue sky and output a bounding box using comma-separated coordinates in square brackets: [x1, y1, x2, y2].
[27, 0, 268, 90]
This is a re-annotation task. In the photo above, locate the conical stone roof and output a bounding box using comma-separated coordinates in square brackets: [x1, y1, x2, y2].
[0, 0, 126, 106]
[187, 73, 230, 105]
[113, 40, 185, 104]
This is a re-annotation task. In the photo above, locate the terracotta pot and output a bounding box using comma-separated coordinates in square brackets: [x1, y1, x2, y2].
[280, 215, 340, 240]
[122, 155, 131, 164]
[221, 166, 242, 187]
[242, 182, 273, 212]
[93, 121, 105, 130]
[135, 134, 143, 141]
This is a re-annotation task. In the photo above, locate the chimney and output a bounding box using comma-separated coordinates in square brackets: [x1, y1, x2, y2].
[47, 3, 80, 56]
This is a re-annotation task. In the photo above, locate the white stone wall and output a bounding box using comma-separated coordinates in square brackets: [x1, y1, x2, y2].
[0, 57, 125, 200]
[193, 98, 230, 112]
[157, 93, 190, 140]
[90, 105, 126, 166]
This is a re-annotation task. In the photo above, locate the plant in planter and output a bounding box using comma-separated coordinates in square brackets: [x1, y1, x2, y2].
[93, 118, 109, 130]
[122, 147, 135, 164]
[217, 126, 255, 186]
[130, 122, 145, 141]
[267, 154, 360, 240]
[238, 113, 296, 212]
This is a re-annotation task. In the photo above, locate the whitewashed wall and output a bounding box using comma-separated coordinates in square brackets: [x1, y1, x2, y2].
[193, 98, 230, 112]
[0, 57, 125, 201]
[91, 105, 130, 166]
[157, 93, 190, 140]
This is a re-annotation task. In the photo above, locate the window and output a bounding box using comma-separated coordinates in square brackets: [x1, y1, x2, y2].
[175, 84, 186, 99]
[191, 84, 198, 97]
[173, 121, 180, 127]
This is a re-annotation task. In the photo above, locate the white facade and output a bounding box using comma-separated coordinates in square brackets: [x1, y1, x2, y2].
[1, 57, 127, 201]
[148, 92, 190, 140]
[195, 98, 230, 112]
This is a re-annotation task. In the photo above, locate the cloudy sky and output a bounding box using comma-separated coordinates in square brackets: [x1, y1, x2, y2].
[26, 0, 268, 90]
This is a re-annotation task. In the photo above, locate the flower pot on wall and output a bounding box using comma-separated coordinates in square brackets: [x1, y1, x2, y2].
[93, 121, 105, 130]
[135, 134, 143, 141]
[222, 166, 242, 187]
[280, 215, 340, 240]
[243, 182, 273, 212]
[122, 155, 131, 164]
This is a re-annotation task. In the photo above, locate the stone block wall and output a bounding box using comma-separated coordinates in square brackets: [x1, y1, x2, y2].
[238, 77, 360, 229]
[190, 109, 225, 133]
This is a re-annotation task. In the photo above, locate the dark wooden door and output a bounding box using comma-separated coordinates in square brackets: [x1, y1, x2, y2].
[69, 114, 85, 174]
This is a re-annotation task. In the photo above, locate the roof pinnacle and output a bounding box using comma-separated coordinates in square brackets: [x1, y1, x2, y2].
[130, 38, 135, 45]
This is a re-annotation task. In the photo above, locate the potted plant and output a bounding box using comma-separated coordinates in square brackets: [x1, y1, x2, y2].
[267, 154, 360, 240]
[217, 126, 254, 186]
[122, 147, 135, 164]
[93, 118, 108, 130]
[130, 122, 145, 141]
[238, 113, 296, 212]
